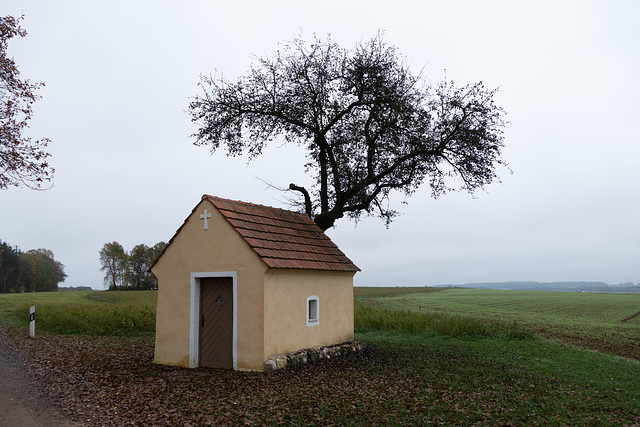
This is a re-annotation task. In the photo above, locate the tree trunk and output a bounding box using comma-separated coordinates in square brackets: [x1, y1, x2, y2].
[319, 142, 329, 214]
[288, 183, 312, 217]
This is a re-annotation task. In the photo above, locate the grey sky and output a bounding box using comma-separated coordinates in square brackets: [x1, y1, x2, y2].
[2, 1, 638, 288]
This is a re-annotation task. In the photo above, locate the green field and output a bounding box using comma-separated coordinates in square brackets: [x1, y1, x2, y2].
[354, 286, 640, 360]
[2, 287, 639, 356]
[0, 290, 157, 335]
[356, 287, 640, 326]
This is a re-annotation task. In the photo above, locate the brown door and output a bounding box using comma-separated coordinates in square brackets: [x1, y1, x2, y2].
[200, 277, 233, 368]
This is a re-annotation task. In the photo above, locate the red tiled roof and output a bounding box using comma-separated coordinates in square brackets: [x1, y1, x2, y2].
[205, 195, 360, 272]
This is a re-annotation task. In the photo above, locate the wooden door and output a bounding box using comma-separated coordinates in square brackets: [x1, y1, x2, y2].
[200, 277, 233, 368]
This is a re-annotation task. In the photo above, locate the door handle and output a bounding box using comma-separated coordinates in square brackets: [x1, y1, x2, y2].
[201, 315, 205, 328]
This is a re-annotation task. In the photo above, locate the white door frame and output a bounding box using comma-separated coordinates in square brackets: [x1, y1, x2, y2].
[189, 271, 238, 369]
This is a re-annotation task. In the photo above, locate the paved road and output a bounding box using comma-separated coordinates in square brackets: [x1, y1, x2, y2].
[0, 327, 79, 427]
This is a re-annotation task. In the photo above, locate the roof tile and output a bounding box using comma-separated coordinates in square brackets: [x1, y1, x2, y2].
[206, 195, 359, 272]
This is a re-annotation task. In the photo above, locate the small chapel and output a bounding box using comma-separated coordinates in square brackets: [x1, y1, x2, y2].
[150, 195, 359, 371]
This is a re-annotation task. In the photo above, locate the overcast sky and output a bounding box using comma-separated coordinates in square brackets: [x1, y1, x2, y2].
[2, 1, 638, 288]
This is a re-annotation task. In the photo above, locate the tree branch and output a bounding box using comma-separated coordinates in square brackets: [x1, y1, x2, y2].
[288, 183, 312, 218]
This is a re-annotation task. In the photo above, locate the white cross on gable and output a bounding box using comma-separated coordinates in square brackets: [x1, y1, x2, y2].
[200, 209, 212, 230]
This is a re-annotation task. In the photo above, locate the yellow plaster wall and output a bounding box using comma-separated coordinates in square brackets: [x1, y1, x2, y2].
[263, 269, 355, 358]
[152, 199, 267, 370]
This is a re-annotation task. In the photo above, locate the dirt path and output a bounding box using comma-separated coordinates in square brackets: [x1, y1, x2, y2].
[0, 327, 80, 427]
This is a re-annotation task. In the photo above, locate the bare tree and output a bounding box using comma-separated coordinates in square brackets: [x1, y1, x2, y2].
[190, 33, 508, 230]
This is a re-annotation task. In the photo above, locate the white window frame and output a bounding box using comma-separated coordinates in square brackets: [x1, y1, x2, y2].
[306, 295, 319, 326]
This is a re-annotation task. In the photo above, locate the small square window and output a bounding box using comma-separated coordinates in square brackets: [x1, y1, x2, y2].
[307, 296, 319, 326]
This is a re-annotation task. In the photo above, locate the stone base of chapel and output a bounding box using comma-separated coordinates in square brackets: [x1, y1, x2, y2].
[264, 341, 366, 371]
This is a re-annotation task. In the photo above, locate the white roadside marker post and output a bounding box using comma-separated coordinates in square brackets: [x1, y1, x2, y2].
[29, 306, 35, 338]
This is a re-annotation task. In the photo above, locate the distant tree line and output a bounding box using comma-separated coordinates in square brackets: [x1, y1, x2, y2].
[58, 286, 93, 292]
[437, 281, 640, 293]
[0, 239, 66, 293]
[99, 241, 166, 291]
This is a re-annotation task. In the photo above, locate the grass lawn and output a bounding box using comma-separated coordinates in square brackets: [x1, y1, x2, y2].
[357, 330, 639, 425]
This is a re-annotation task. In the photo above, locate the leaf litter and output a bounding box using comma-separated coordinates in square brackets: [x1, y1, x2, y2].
[6, 327, 639, 426]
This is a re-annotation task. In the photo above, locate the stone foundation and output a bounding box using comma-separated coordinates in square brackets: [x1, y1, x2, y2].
[264, 341, 366, 371]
